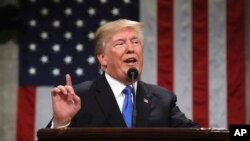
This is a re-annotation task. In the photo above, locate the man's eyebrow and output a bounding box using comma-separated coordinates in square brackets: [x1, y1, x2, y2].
[114, 38, 125, 42]
[113, 35, 139, 42]
[131, 36, 139, 40]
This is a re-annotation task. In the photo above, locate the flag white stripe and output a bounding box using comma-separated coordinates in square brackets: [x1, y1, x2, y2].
[140, 0, 157, 85]
[35, 87, 53, 139]
[208, 0, 227, 128]
[174, 0, 193, 119]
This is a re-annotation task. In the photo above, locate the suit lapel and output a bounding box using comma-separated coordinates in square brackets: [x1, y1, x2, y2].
[91, 74, 152, 127]
[135, 82, 151, 127]
[93, 74, 126, 127]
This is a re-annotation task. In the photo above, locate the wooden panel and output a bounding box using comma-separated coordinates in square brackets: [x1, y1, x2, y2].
[37, 128, 229, 141]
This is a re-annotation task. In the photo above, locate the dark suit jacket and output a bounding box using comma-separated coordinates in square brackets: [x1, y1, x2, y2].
[63, 74, 199, 128]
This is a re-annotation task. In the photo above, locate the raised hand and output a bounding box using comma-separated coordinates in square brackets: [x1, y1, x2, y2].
[51, 74, 81, 128]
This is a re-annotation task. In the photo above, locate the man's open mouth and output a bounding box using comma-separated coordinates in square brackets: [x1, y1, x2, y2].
[124, 58, 137, 63]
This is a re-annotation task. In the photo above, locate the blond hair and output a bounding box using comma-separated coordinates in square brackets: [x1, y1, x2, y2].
[94, 19, 144, 67]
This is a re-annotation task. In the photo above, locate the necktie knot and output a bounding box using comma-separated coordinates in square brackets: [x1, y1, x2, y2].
[122, 85, 133, 128]
[123, 85, 132, 96]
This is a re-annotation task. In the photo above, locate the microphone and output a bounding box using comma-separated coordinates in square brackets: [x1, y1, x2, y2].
[127, 67, 138, 81]
[127, 67, 138, 127]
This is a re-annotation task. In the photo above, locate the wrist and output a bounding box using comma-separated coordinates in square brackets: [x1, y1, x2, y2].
[51, 120, 71, 129]
[52, 117, 71, 128]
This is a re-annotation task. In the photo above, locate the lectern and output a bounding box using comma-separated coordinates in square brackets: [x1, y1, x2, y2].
[37, 128, 229, 141]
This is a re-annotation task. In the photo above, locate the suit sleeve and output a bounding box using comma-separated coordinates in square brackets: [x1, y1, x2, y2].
[170, 94, 200, 128]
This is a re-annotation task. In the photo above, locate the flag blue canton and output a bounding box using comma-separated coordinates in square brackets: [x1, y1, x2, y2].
[19, 0, 139, 86]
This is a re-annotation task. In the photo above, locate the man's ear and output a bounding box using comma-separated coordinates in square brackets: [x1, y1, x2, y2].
[97, 53, 107, 67]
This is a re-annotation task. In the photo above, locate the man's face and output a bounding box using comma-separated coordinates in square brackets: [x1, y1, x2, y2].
[97, 27, 143, 84]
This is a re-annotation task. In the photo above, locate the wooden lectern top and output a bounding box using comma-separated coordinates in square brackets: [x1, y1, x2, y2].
[37, 128, 229, 141]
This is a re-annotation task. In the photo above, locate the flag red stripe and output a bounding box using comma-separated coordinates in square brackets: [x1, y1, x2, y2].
[192, 0, 209, 127]
[16, 86, 36, 141]
[157, 0, 174, 90]
[226, 0, 246, 125]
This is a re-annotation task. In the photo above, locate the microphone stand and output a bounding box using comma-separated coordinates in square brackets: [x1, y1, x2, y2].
[131, 72, 137, 128]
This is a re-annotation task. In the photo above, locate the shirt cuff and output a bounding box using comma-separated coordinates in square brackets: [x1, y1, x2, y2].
[51, 121, 71, 129]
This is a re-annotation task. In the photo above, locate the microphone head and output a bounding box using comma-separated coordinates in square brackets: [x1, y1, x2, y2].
[127, 67, 138, 80]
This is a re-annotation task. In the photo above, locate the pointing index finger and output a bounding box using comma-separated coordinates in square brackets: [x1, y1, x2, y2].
[65, 74, 72, 86]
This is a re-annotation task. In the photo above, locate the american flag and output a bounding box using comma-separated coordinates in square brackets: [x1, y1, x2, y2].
[19, 0, 139, 85]
[16, 0, 247, 141]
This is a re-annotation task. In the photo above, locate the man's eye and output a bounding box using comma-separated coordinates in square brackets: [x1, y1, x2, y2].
[133, 41, 139, 44]
[117, 42, 124, 45]
[114, 42, 125, 48]
[132, 39, 140, 44]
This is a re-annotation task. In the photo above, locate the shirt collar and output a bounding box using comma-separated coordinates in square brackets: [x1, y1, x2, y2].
[105, 73, 137, 98]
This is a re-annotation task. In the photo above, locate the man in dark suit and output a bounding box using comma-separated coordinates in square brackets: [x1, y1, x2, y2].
[49, 19, 199, 128]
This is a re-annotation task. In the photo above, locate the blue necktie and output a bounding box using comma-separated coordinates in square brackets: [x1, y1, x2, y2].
[122, 85, 133, 128]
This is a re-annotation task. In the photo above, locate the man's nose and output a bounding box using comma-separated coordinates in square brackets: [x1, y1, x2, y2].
[126, 42, 135, 52]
